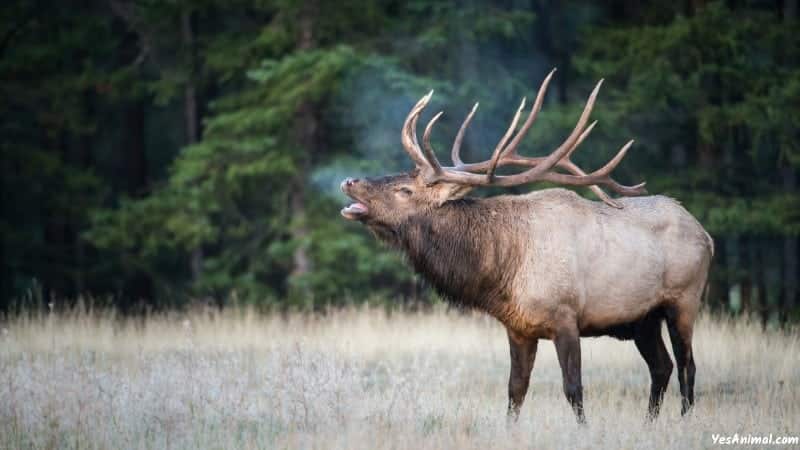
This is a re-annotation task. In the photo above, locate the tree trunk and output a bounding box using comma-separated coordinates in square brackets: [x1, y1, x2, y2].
[687, 0, 707, 15]
[781, 0, 799, 327]
[710, 237, 727, 313]
[43, 132, 72, 302]
[725, 236, 742, 314]
[763, 239, 782, 328]
[121, 96, 154, 306]
[783, 236, 797, 323]
[534, 1, 569, 104]
[784, 0, 798, 20]
[181, 10, 204, 284]
[782, 168, 797, 324]
[108, 4, 156, 308]
[697, 142, 716, 168]
[288, 2, 317, 296]
[744, 237, 764, 318]
[75, 90, 97, 296]
[124, 99, 148, 195]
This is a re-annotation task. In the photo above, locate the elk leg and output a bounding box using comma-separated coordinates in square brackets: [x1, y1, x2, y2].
[633, 319, 673, 419]
[554, 324, 585, 423]
[666, 312, 695, 415]
[506, 330, 538, 420]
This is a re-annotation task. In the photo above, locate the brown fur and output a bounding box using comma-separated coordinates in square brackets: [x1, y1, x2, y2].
[341, 171, 713, 421]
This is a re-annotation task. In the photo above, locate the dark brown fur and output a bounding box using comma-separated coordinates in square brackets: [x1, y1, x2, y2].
[396, 199, 523, 312]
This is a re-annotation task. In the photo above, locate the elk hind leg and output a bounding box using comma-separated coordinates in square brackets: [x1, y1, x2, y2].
[633, 314, 673, 420]
[666, 304, 697, 416]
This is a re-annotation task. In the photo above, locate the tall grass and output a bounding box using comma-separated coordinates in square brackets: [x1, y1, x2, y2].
[1, 306, 798, 449]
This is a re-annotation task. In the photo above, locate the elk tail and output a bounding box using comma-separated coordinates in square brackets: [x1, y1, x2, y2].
[704, 229, 715, 257]
[702, 230, 714, 305]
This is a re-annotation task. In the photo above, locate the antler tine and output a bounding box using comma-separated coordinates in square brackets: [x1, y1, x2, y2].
[475, 118, 636, 204]
[399, 75, 645, 207]
[451, 102, 479, 167]
[532, 163, 647, 194]
[500, 68, 556, 159]
[409, 92, 433, 157]
[422, 111, 445, 174]
[563, 120, 597, 159]
[592, 139, 635, 176]
[520, 78, 603, 179]
[557, 160, 623, 208]
[486, 97, 526, 181]
[564, 120, 597, 161]
[401, 90, 435, 169]
[615, 181, 648, 196]
[584, 140, 647, 196]
[503, 138, 647, 197]
[502, 154, 646, 195]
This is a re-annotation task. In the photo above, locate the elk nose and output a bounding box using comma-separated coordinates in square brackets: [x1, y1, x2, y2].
[341, 177, 359, 191]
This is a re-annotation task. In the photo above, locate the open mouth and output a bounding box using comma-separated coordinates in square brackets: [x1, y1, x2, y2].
[341, 201, 369, 220]
[340, 179, 370, 220]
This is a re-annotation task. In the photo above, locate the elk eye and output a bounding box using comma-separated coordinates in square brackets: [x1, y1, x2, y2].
[397, 187, 413, 197]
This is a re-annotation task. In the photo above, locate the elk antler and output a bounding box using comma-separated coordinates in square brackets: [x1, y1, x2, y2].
[399, 69, 647, 208]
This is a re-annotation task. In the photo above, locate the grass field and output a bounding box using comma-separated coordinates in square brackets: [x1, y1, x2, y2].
[1, 306, 798, 449]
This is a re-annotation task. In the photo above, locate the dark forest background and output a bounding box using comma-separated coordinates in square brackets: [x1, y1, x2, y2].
[1, 0, 798, 324]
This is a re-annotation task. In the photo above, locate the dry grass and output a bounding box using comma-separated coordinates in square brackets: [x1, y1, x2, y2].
[0, 305, 798, 449]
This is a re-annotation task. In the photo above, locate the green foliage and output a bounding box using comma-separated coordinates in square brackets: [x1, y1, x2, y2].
[573, 1, 800, 237]
[3, 0, 798, 318]
[86, 0, 542, 306]
[90, 46, 358, 301]
[0, 1, 119, 300]
[294, 199, 413, 304]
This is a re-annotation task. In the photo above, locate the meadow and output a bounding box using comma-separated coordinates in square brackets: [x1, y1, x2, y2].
[1, 305, 798, 449]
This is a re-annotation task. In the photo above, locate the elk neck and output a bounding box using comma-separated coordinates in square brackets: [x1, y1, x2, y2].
[394, 197, 524, 311]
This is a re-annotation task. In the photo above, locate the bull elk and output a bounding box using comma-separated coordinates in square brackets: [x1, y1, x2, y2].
[340, 69, 713, 422]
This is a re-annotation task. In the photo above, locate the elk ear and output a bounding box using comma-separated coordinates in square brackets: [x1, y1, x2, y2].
[432, 182, 472, 206]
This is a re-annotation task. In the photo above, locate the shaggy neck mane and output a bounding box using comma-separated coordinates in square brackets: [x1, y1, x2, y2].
[387, 198, 524, 311]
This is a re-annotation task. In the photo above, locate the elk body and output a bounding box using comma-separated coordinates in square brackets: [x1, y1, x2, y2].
[340, 70, 713, 422]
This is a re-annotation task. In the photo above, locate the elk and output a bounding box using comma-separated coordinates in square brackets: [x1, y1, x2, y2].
[340, 69, 713, 422]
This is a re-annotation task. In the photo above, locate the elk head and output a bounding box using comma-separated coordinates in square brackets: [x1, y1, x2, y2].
[341, 69, 647, 231]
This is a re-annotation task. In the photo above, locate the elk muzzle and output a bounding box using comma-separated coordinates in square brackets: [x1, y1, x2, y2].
[340, 178, 370, 220]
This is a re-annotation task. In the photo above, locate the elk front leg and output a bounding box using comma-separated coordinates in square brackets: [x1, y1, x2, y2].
[554, 321, 585, 423]
[506, 329, 538, 420]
